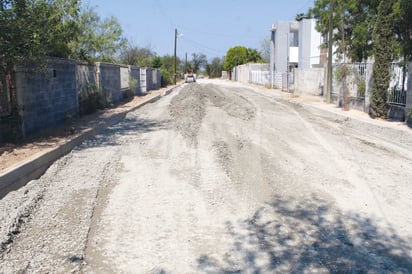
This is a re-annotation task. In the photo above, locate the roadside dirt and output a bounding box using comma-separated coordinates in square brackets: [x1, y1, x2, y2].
[0, 129, 67, 173]
[0, 90, 167, 174]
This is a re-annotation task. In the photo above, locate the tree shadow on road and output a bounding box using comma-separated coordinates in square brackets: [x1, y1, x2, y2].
[198, 195, 412, 273]
[77, 117, 170, 149]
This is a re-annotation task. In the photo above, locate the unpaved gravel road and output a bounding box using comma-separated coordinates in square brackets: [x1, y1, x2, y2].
[1, 79, 412, 273]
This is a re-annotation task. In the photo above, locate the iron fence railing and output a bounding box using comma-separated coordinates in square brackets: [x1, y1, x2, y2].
[387, 86, 407, 106]
[387, 62, 408, 106]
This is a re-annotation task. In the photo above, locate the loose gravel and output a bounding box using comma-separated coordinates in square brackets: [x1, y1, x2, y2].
[1, 80, 411, 273]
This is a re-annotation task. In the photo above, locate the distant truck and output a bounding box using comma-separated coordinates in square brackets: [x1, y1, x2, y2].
[184, 72, 196, 83]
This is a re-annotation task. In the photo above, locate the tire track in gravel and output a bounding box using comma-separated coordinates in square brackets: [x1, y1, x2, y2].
[0, 134, 122, 273]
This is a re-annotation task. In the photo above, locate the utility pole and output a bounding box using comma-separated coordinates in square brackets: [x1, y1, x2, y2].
[326, 0, 333, 103]
[174, 28, 177, 85]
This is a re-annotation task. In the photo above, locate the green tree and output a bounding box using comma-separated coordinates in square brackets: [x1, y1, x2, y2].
[393, 0, 412, 61]
[206, 57, 224, 78]
[309, 0, 379, 62]
[69, 6, 126, 62]
[0, 0, 80, 109]
[223, 46, 248, 71]
[370, 0, 397, 118]
[159, 55, 180, 87]
[119, 44, 156, 67]
[160, 55, 175, 71]
[151, 56, 162, 68]
[190, 53, 207, 73]
[119, 44, 139, 65]
[223, 46, 263, 71]
[246, 48, 263, 63]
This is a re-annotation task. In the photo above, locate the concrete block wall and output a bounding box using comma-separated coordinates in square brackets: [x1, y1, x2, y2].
[273, 72, 283, 89]
[295, 68, 324, 96]
[152, 69, 161, 90]
[129, 66, 141, 95]
[231, 64, 269, 84]
[1, 60, 161, 142]
[146, 68, 153, 92]
[232, 65, 248, 83]
[120, 65, 130, 91]
[15, 59, 78, 136]
[76, 63, 97, 93]
[96, 62, 122, 104]
[250, 71, 271, 86]
[140, 68, 147, 93]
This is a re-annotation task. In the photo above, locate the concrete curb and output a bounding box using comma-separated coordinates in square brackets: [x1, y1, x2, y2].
[0, 86, 178, 198]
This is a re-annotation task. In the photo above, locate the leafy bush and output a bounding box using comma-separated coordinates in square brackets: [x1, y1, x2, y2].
[78, 84, 101, 116]
[122, 88, 134, 100]
[0, 107, 23, 143]
[160, 68, 173, 87]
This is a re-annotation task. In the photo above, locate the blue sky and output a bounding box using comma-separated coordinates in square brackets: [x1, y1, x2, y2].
[87, 0, 314, 60]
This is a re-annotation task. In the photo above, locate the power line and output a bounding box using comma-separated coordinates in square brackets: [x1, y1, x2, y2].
[179, 37, 225, 56]
[154, 0, 254, 39]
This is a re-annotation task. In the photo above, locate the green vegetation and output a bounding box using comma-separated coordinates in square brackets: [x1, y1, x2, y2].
[206, 57, 224, 78]
[68, 6, 127, 63]
[0, 0, 80, 110]
[309, 0, 412, 118]
[370, 0, 396, 118]
[308, 0, 379, 62]
[78, 84, 101, 117]
[223, 46, 263, 71]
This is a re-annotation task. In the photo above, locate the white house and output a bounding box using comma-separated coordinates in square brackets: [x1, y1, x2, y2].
[270, 18, 323, 88]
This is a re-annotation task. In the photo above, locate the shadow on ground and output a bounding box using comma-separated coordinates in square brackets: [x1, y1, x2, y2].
[198, 195, 412, 273]
[78, 116, 169, 149]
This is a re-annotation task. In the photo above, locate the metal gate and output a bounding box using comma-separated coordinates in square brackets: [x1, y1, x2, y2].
[387, 62, 408, 107]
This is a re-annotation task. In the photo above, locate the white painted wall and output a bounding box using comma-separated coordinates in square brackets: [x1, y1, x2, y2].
[289, 47, 299, 63]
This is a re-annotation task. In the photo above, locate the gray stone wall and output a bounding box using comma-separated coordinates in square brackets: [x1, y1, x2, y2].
[140, 68, 147, 93]
[1, 60, 162, 142]
[146, 68, 153, 92]
[152, 69, 161, 90]
[129, 66, 141, 95]
[15, 59, 77, 136]
[96, 62, 121, 104]
[76, 63, 97, 93]
[120, 65, 129, 90]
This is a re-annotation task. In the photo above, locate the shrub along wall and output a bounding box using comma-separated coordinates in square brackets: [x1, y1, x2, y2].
[77, 63, 98, 116]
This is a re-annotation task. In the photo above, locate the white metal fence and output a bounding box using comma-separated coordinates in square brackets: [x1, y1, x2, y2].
[387, 62, 408, 107]
[249, 71, 271, 86]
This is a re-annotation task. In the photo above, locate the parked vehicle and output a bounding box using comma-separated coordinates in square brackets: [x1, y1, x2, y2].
[184, 72, 196, 83]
